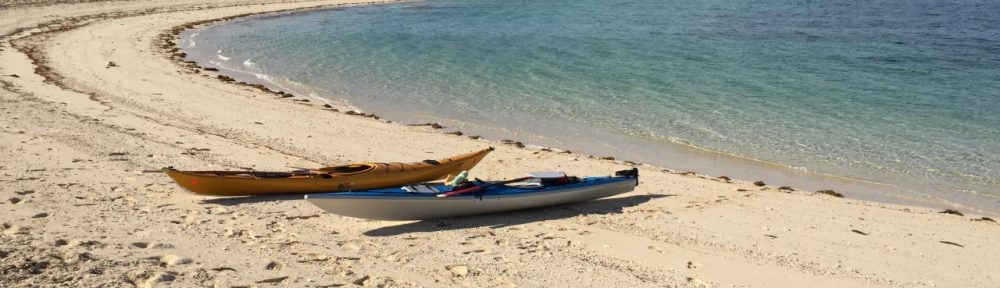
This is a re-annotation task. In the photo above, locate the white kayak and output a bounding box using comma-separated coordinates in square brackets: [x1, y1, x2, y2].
[304, 169, 639, 220]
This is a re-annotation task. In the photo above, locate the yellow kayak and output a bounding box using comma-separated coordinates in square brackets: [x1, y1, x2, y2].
[163, 148, 492, 196]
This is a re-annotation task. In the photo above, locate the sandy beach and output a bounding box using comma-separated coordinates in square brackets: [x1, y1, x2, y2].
[1, 0, 999, 287]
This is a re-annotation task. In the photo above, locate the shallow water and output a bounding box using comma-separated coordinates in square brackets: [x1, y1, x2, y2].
[183, 0, 1000, 214]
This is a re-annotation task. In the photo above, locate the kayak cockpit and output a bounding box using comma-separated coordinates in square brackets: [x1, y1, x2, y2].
[316, 163, 377, 175]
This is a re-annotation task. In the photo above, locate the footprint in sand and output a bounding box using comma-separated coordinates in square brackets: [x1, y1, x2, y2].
[337, 240, 362, 252]
[335, 256, 360, 268]
[62, 251, 96, 265]
[488, 275, 518, 286]
[324, 266, 354, 279]
[234, 229, 257, 242]
[68, 239, 104, 248]
[131, 241, 171, 249]
[384, 251, 412, 263]
[160, 254, 193, 266]
[447, 265, 470, 277]
[150, 242, 174, 249]
[265, 260, 285, 270]
[686, 277, 707, 286]
[266, 221, 285, 231]
[352, 275, 372, 286]
[206, 207, 228, 215]
[647, 246, 663, 253]
[141, 272, 177, 286]
[2, 224, 28, 236]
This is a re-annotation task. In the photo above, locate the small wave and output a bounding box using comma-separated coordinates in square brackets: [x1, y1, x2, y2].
[186, 32, 199, 48]
[216, 50, 230, 61]
[243, 58, 258, 68]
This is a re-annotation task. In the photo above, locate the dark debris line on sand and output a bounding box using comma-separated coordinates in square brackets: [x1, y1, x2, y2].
[938, 209, 964, 216]
[256, 276, 289, 284]
[972, 217, 996, 223]
[816, 189, 844, 198]
[939, 241, 964, 248]
[406, 122, 443, 129]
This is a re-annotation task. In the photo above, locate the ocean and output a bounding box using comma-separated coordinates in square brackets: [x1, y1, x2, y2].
[182, 0, 1000, 214]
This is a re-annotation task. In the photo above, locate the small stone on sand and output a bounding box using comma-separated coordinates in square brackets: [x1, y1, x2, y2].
[353, 275, 371, 285]
[265, 260, 284, 270]
[448, 265, 469, 277]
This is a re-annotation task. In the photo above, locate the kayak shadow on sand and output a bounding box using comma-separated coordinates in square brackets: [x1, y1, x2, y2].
[199, 194, 305, 206]
[363, 194, 673, 237]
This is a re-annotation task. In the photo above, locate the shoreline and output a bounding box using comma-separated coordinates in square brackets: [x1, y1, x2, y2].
[2, 0, 999, 287]
[173, 5, 997, 217]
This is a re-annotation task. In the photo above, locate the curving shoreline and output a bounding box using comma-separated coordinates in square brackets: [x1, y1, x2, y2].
[1, 0, 999, 287]
[172, 3, 998, 217]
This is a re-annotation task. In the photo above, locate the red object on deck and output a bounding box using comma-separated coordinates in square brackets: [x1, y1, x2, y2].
[438, 186, 483, 197]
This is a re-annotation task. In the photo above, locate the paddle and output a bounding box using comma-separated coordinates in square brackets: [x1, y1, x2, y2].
[436, 176, 535, 198]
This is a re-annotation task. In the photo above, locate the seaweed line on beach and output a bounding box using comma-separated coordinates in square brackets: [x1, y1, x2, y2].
[2, 1, 355, 168]
[156, 0, 698, 175]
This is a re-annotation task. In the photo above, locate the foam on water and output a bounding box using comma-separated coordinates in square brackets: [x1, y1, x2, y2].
[183, 0, 1000, 214]
[216, 50, 230, 61]
[186, 32, 198, 48]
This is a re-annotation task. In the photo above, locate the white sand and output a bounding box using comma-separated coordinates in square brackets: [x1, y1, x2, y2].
[1, 0, 998, 287]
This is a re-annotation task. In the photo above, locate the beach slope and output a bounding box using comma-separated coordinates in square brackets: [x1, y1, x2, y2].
[1, 0, 998, 287]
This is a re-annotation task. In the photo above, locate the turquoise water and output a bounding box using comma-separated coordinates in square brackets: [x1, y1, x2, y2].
[183, 0, 1000, 213]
